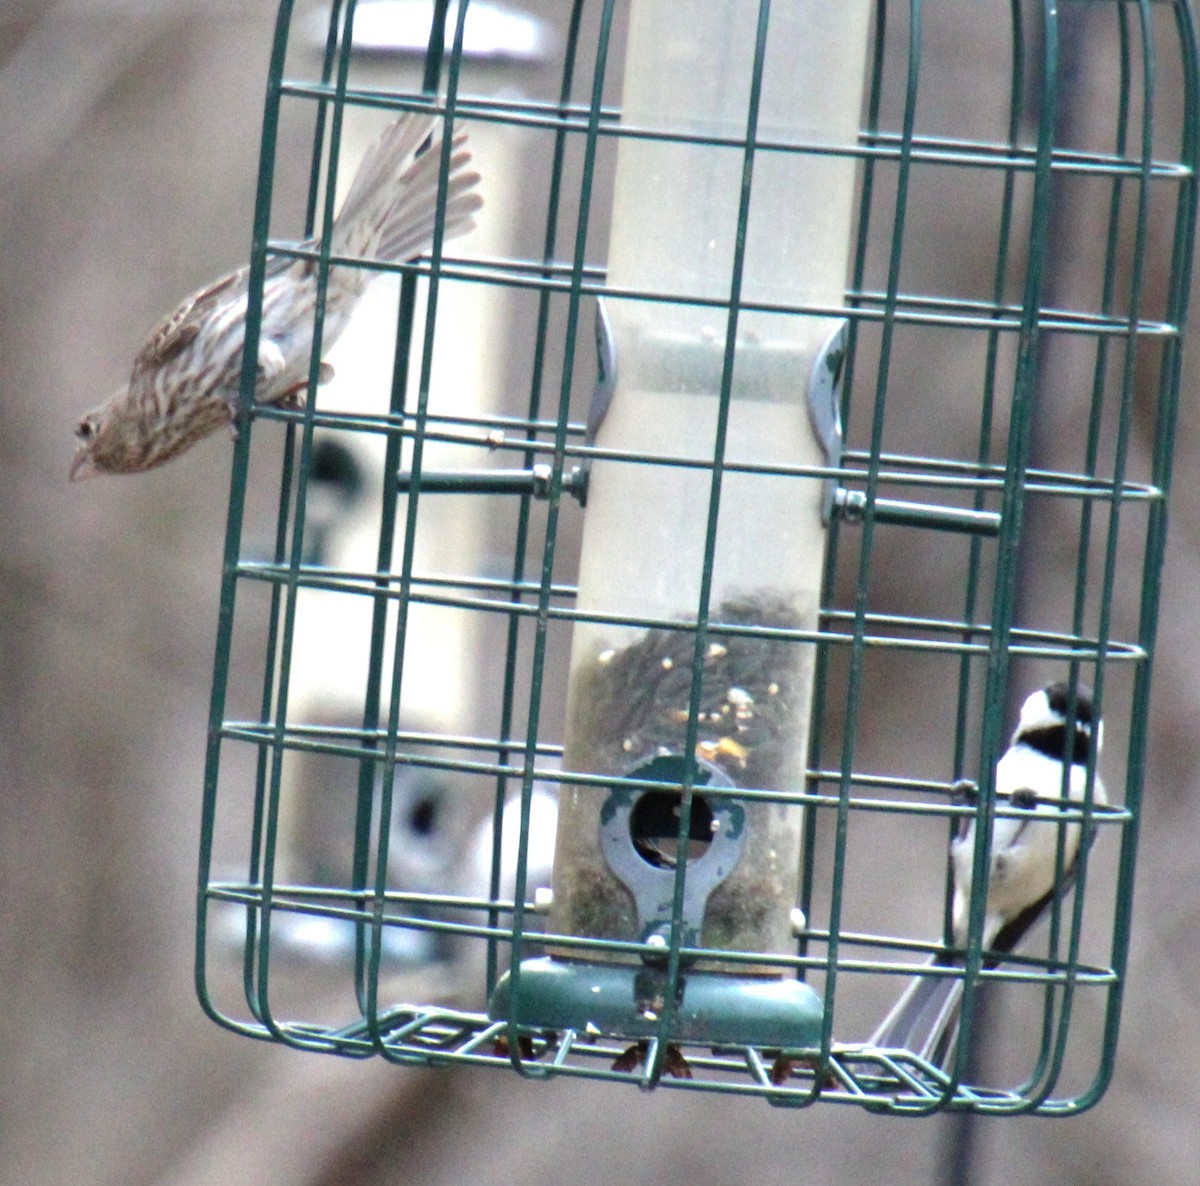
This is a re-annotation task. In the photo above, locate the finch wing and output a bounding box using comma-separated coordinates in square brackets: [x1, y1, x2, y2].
[131, 268, 248, 377]
[129, 254, 300, 381]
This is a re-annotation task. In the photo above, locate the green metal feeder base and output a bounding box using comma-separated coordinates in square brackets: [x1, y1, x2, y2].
[489, 956, 824, 1052]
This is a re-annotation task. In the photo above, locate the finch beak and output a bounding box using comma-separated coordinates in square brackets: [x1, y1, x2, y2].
[69, 450, 99, 482]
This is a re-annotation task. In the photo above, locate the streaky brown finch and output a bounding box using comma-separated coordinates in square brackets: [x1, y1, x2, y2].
[70, 112, 482, 479]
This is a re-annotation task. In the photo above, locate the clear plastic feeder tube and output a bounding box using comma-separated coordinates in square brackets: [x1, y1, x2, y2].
[550, 0, 871, 970]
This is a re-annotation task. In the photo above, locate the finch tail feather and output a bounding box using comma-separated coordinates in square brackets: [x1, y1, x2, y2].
[329, 114, 483, 274]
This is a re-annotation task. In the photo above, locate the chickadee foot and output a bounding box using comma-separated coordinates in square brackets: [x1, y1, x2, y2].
[611, 1041, 692, 1079]
[493, 1033, 539, 1061]
[611, 1041, 647, 1074]
[770, 1053, 837, 1089]
[663, 1044, 693, 1080]
[769, 1054, 794, 1085]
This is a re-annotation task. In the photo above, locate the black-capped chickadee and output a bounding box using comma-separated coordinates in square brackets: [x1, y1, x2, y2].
[868, 681, 1107, 1068]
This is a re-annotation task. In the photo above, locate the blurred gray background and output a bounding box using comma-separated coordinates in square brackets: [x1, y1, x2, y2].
[3, 2, 1200, 1184]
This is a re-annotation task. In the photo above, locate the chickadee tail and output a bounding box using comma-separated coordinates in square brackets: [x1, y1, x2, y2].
[868, 955, 964, 1070]
[329, 112, 483, 278]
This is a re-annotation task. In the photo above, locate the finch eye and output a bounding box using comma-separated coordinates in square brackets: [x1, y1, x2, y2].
[76, 418, 95, 443]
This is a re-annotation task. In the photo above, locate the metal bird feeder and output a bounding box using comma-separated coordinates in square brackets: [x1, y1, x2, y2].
[197, 0, 1200, 1117]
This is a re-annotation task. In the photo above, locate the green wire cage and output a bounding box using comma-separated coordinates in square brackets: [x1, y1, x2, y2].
[197, 0, 1199, 1116]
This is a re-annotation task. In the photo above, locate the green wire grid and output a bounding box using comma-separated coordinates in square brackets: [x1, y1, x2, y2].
[196, 0, 1199, 1115]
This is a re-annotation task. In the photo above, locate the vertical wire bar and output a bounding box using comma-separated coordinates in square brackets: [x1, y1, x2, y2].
[350, 1, 452, 1017]
[646, 0, 776, 1090]
[232, 0, 350, 1029]
[247, 0, 365, 1048]
[1045, 10, 1133, 1105]
[1083, 0, 1200, 1113]
[486, 0, 589, 999]
[954, 4, 1102, 1121]
[1023, 0, 1136, 1106]
[952, 0, 1024, 785]
[370, 1, 471, 1055]
[501, 0, 620, 1077]
[303, 4, 346, 236]
[944, 0, 1028, 992]
[832, 0, 925, 1094]
[196, 0, 298, 1036]
[950, 0, 1062, 1097]
[223, 0, 349, 1031]
[801, 0, 890, 978]
[239, 384, 299, 1024]
[940, 13, 1029, 1150]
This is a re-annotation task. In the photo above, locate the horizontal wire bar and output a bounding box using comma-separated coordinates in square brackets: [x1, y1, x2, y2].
[209, 883, 1119, 986]
[274, 81, 1191, 180]
[259, 239, 1179, 338]
[254, 400, 1161, 503]
[212, 722, 1125, 823]
[228, 565, 1145, 662]
[259, 414, 1164, 501]
[220, 720, 565, 758]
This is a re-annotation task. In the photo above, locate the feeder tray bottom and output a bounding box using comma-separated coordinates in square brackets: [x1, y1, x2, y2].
[232, 1000, 1084, 1113]
[488, 955, 825, 1051]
